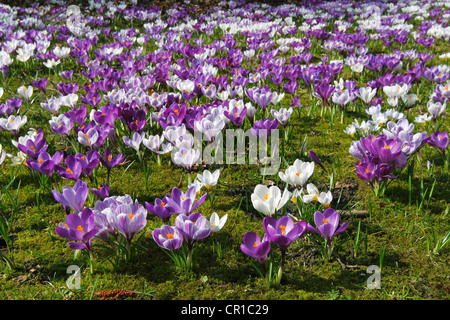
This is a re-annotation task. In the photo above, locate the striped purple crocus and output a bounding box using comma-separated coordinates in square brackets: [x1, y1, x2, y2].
[152, 225, 183, 251]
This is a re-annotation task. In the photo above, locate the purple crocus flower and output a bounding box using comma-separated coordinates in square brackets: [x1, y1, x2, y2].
[313, 82, 335, 106]
[253, 90, 273, 111]
[31, 77, 48, 95]
[250, 118, 279, 142]
[240, 232, 271, 265]
[100, 147, 125, 171]
[263, 216, 307, 252]
[26, 151, 64, 178]
[306, 208, 347, 241]
[166, 186, 207, 216]
[81, 92, 101, 107]
[56, 155, 83, 181]
[427, 131, 449, 155]
[92, 183, 110, 200]
[145, 195, 175, 224]
[52, 179, 89, 214]
[174, 212, 211, 246]
[54, 208, 98, 252]
[49, 114, 73, 136]
[152, 224, 183, 251]
[355, 159, 379, 182]
[224, 106, 247, 127]
[17, 129, 48, 159]
[75, 149, 100, 179]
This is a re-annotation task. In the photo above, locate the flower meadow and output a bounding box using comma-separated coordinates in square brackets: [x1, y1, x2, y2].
[0, 0, 449, 301]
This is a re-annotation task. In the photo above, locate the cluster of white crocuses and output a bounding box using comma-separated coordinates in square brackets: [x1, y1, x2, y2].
[251, 158, 333, 218]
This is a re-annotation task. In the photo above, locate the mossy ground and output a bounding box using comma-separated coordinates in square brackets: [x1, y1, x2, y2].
[0, 2, 449, 301]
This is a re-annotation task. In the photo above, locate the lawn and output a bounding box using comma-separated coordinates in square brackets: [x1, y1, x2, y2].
[0, 0, 449, 301]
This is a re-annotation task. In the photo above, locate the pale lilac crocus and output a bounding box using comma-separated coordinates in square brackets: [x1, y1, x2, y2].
[166, 186, 207, 216]
[52, 179, 89, 214]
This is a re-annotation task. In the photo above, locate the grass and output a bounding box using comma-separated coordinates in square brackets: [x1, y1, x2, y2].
[0, 0, 449, 301]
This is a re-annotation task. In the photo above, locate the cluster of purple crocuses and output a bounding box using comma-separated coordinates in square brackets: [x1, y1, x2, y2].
[241, 208, 347, 287]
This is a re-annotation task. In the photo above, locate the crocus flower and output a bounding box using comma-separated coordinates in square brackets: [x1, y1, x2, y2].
[306, 208, 348, 241]
[100, 147, 125, 171]
[278, 159, 315, 189]
[17, 130, 48, 159]
[92, 183, 110, 200]
[31, 77, 48, 95]
[0, 115, 27, 137]
[174, 212, 211, 246]
[427, 131, 449, 155]
[54, 208, 98, 252]
[17, 85, 33, 102]
[49, 114, 73, 136]
[195, 169, 220, 190]
[105, 195, 147, 245]
[271, 107, 293, 127]
[250, 118, 279, 142]
[26, 151, 64, 178]
[263, 216, 307, 252]
[77, 126, 99, 148]
[52, 179, 89, 214]
[301, 183, 333, 208]
[172, 147, 200, 173]
[145, 195, 175, 224]
[75, 149, 100, 179]
[0, 144, 6, 165]
[251, 185, 291, 217]
[166, 186, 207, 216]
[41, 96, 63, 114]
[123, 131, 145, 154]
[56, 155, 83, 181]
[152, 225, 183, 251]
[240, 232, 271, 265]
[207, 212, 228, 232]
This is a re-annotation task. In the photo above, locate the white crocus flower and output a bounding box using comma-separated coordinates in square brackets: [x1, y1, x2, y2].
[6, 151, 27, 166]
[401, 93, 418, 106]
[188, 179, 204, 196]
[0, 115, 27, 135]
[61, 93, 78, 108]
[278, 159, 315, 189]
[17, 85, 33, 102]
[53, 46, 71, 59]
[356, 87, 377, 104]
[208, 212, 228, 232]
[43, 58, 61, 69]
[383, 83, 410, 98]
[251, 185, 291, 217]
[177, 79, 195, 94]
[427, 101, 446, 119]
[301, 183, 333, 208]
[196, 169, 220, 190]
[414, 114, 432, 125]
